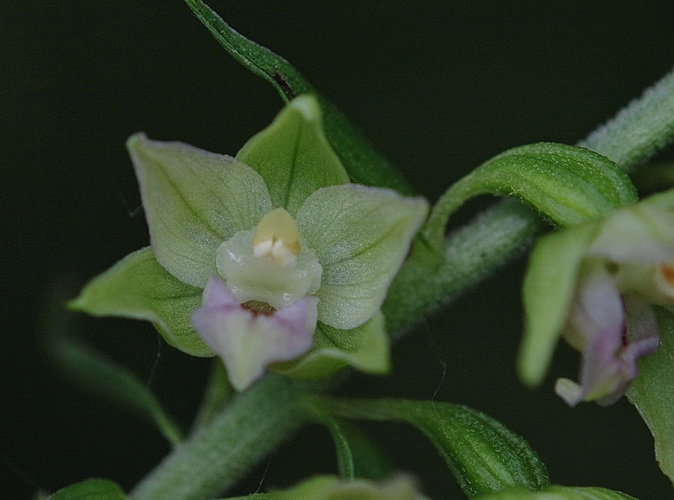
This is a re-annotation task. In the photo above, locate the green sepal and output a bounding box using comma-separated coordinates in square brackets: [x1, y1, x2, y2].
[424, 143, 637, 248]
[518, 222, 600, 387]
[49, 478, 127, 500]
[322, 398, 550, 497]
[627, 306, 674, 486]
[271, 312, 389, 379]
[127, 133, 272, 288]
[237, 95, 349, 215]
[474, 485, 637, 500]
[70, 247, 210, 357]
[296, 184, 428, 330]
[183, 0, 414, 195]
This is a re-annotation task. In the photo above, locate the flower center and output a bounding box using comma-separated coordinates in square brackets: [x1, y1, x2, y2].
[252, 208, 301, 266]
[241, 300, 277, 317]
[215, 208, 322, 310]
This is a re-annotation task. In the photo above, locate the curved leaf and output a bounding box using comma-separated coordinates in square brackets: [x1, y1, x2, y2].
[474, 485, 636, 500]
[45, 279, 183, 445]
[48, 339, 183, 446]
[70, 247, 210, 357]
[310, 406, 394, 481]
[49, 478, 127, 500]
[323, 398, 550, 497]
[183, 0, 414, 195]
[425, 143, 637, 248]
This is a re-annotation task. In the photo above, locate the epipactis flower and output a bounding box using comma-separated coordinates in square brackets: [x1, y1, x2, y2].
[71, 95, 427, 391]
[518, 190, 674, 406]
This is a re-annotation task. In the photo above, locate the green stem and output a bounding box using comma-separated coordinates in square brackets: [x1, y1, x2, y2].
[130, 376, 317, 500]
[385, 66, 674, 336]
[579, 68, 674, 171]
[131, 67, 674, 500]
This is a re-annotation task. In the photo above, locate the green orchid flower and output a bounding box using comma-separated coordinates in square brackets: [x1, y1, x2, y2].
[519, 190, 674, 406]
[72, 95, 427, 391]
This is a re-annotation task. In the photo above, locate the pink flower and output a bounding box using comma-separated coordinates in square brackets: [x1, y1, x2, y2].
[192, 277, 318, 391]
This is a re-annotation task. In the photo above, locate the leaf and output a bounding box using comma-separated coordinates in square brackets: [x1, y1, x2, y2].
[183, 0, 414, 195]
[70, 247, 210, 357]
[48, 338, 184, 446]
[271, 312, 389, 379]
[518, 222, 600, 387]
[627, 306, 674, 486]
[237, 95, 349, 215]
[323, 398, 550, 497]
[310, 407, 394, 480]
[296, 184, 428, 330]
[127, 133, 273, 287]
[45, 281, 183, 446]
[49, 479, 127, 500]
[424, 143, 637, 248]
[474, 485, 637, 500]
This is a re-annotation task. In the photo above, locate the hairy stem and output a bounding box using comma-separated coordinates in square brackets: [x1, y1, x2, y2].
[132, 67, 674, 500]
[131, 376, 318, 500]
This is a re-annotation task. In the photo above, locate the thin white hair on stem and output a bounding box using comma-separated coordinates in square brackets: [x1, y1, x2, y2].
[146, 333, 162, 389]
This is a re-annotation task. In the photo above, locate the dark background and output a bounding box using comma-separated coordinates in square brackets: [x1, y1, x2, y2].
[3, 1, 674, 498]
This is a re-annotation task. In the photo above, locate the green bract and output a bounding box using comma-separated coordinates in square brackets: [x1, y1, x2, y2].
[72, 95, 427, 390]
[424, 142, 637, 249]
[319, 397, 550, 498]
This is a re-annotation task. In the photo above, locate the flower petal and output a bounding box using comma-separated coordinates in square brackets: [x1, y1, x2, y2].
[191, 276, 318, 391]
[587, 194, 674, 263]
[518, 222, 600, 387]
[236, 95, 349, 215]
[128, 134, 272, 287]
[564, 261, 624, 350]
[270, 312, 389, 379]
[296, 184, 428, 330]
[70, 247, 209, 356]
[556, 264, 626, 406]
[557, 294, 659, 406]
